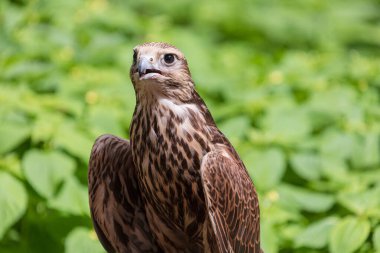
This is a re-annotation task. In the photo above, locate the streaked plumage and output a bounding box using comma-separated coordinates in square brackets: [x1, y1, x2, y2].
[88, 42, 262, 253]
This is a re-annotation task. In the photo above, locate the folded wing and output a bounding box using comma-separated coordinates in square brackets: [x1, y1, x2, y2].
[201, 151, 261, 253]
[88, 134, 163, 253]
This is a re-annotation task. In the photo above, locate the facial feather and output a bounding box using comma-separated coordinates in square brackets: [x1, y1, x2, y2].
[130, 42, 194, 103]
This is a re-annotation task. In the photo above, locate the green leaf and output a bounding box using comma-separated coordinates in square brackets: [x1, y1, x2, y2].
[65, 227, 105, 253]
[338, 186, 380, 216]
[219, 115, 251, 140]
[278, 184, 335, 213]
[261, 106, 311, 143]
[22, 149, 76, 199]
[308, 86, 357, 118]
[319, 130, 356, 160]
[320, 156, 349, 182]
[0, 154, 23, 179]
[86, 106, 124, 137]
[0, 124, 30, 154]
[3, 61, 53, 81]
[54, 123, 94, 163]
[329, 216, 370, 253]
[282, 224, 304, 242]
[244, 148, 285, 191]
[374, 226, 380, 252]
[0, 171, 28, 239]
[261, 202, 301, 224]
[30, 112, 64, 143]
[48, 177, 89, 216]
[261, 220, 279, 253]
[351, 133, 380, 169]
[290, 152, 321, 181]
[295, 216, 338, 249]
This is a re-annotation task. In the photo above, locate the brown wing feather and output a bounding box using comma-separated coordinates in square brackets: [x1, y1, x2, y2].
[201, 151, 261, 253]
[88, 134, 163, 253]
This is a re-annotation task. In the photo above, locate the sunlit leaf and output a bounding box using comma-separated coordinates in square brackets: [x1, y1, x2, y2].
[320, 156, 349, 182]
[278, 184, 335, 213]
[22, 149, 76, 199]
[290, 152, 321, 181]
[48, 177, 89, 216]
[0, 171, 28, 239]
[65, 227, 105, 253]
[295, 216, 338, 249]
[308, 86, 358, 118]
[244, 148, 285, 191]
[261, 220, 279, 253]
[0, 124, 30, 154]
[319, 130, 356, 160]
[351, 133, 380, 169]
[219, 115, 251, 141]
[261, 106, 311, 142]
[282, 223, 304, 242]
[329, 216, 370, 253]
[374, 226, 380, 252]
[54, 123, 94, 163]
[31, 112, 64, 143]
[338, 186, 380, 217]
[3, 61, 53, 82]
[86, 106, 124, 137]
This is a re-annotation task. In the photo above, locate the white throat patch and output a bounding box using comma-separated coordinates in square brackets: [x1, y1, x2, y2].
[158, 98, 199, 119]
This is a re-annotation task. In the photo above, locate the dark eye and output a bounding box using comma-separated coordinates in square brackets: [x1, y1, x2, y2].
[163, 54, 175, 64]
[133, 50, 137, 64]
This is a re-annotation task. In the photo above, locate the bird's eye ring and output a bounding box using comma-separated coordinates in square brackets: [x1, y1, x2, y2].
[163, 54, 175, 64]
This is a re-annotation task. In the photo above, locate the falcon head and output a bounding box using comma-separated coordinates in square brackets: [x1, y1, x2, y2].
[130, 42, 194, 100]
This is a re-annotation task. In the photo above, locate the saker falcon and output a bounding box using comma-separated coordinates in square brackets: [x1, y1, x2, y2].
[88, 42, 262, 253]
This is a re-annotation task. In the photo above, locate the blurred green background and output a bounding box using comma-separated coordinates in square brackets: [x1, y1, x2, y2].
[1, 0, 380, 252]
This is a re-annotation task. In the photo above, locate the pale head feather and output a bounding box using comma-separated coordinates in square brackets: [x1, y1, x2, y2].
[130, 42, 194, 103]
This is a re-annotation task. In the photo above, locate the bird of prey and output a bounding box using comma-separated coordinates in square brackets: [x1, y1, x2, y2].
[88, 42, 262, 253]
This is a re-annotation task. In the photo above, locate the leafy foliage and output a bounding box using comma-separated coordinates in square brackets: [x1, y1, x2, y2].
[0, 0, 380, 252]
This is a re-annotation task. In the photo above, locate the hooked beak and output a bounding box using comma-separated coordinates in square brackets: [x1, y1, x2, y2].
[138, 58, 162, 78]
